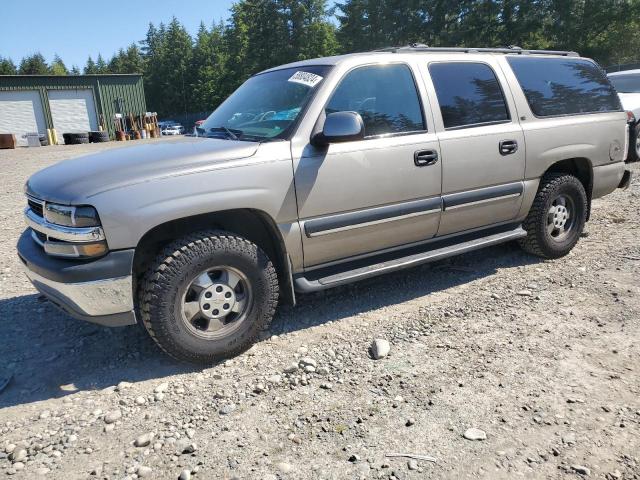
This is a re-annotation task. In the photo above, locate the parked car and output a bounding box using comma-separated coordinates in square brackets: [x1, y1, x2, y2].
[19, 46, 631, 363]
[608, 69, 640, 161]
[161, 125, 185, 136]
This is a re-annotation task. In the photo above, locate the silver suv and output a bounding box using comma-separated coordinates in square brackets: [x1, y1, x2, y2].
[18, 46, 632, 363]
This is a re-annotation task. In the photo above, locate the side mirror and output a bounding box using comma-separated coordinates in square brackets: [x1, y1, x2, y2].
[312, 111, 365, 147]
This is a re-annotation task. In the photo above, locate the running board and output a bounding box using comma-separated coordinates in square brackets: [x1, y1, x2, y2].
[294, 225, 527, 292]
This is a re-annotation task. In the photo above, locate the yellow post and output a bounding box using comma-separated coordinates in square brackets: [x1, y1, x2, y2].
[46, 129, 53, 146]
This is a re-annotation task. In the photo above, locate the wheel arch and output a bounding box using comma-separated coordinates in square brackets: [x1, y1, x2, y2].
[132, 209, 295, 306]
[542, 157, 593, 220]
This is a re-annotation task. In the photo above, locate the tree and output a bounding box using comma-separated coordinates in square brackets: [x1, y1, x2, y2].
[95, 54, 109, 73]
[0, 56, 17, 75]
[18, 53, 49, 75]
[70, 65, 81, 75]
[190, 22, 228, 112]
[84, 56, 98, 74]
[49, 54, 68, 75]
[109, 44, 144, 74]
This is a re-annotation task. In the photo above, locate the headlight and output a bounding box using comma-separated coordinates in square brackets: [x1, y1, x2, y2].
[44, 204, 101, 227]
[25, 198, 108, 259]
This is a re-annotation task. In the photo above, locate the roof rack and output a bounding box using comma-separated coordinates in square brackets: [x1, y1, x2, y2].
[374, 44, 579, 57]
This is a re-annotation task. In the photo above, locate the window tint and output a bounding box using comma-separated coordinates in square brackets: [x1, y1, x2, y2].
[429, 62, 510, 129]
[507, 57, 621, 117]
[325, 64, 425, 137]
[608, 73, 640, 94]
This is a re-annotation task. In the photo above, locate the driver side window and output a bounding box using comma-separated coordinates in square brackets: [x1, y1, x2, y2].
[325, 64, 426, 137]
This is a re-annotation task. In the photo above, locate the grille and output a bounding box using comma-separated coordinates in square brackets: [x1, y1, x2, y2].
[28, 197, 44, 218]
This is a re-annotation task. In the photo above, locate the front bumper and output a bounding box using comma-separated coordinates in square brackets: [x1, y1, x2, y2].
[17, 230, 137, 327]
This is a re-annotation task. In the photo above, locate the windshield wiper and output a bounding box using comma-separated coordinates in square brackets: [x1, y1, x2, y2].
[207, 126, 241, 140]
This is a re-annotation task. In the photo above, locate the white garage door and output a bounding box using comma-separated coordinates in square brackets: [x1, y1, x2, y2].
[0, 90, 47, 146]
[48, 89, 98, 134]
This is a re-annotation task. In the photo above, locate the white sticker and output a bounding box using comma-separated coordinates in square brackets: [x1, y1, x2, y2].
[288, 71, 324, 87]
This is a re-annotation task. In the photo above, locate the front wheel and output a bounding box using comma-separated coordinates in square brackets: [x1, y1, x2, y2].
[139, 231, 279, 364]
[518, 173, 588, 259]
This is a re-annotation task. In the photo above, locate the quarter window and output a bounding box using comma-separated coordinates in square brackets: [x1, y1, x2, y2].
[325, 64, 425, 137]
[429, 62, 510, 129]
[507, 57, 621, 117]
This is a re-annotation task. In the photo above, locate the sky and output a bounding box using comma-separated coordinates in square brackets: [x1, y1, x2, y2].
[0, 0, 239, 68]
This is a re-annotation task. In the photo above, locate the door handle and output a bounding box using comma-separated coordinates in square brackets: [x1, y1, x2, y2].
[414, 150, 439, 167]
[499, 140, 518, 155]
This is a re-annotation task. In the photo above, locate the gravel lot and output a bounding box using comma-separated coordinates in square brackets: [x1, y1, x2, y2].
[0, 141, 639, 480]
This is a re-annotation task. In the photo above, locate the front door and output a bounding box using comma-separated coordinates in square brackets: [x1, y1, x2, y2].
[425, 60, 526, 236]
[293, 62, 442, 267]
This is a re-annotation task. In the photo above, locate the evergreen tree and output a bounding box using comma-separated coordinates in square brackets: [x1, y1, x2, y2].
[0, 56, 17, 75]
[18, 53, 49, 75]
[95, 54, 109, 73]
[49, 54, 69, 75]
[70, 65, 81, 75]
[84, 56, 98, 74]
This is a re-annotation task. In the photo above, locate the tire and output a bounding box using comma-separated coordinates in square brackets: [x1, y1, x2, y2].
[518, 173, 588, 259]
[139, 231, 279, 364]
[62, 132, 89, 145]
[88, 131, 110, 143]
[627, 122, 640, 163]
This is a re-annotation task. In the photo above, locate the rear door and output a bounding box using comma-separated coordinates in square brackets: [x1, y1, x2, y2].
[423, 59, 526, 236]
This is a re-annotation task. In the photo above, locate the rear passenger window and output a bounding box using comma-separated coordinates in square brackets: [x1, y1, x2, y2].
[429, 62, 510, 129]
[507, 57, 622, 117]
[326, 64, 425, 137]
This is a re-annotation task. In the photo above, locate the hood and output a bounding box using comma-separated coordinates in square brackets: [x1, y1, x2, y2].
[26, 137, 259, 204]
[618, 92, 640, 117]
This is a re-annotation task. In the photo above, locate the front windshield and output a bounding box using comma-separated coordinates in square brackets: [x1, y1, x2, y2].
[609, 73, 640, 93]
[201, 65, 331, 141]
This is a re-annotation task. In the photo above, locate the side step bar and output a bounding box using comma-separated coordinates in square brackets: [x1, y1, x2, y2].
[294, 225, 527, 292]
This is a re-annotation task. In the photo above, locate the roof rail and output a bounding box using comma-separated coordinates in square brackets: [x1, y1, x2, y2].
[374, 44, 579, 57]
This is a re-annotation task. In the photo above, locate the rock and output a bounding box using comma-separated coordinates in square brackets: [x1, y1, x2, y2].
[562, 433, 576, 445]
[179, 469, 192, 480]
[463, 428, 487, 441]
[406, 418, 416, 427]
[154, 382, 169, 393]
[219, 403, 236, 415]
[348, 454, 361, 462]
[13, 462, 24, 471]
[9, 448, 27, 463]
[317, 366, 330, 375]
[276, 462, 293, 473]
[39, 410, 51, 419]
[571, 465, 591, 476]
[137, 466, 153, 477]
[299, 357, 317, 368]
[283, 364, 298, 374]
[135, 432, 154, 447]
[320, 382, 333, 390]
[407, 459, 419, 470]
[517, 290, 533, 296]
[116, 381, 133, 391]
[104, 410, 122, 424]
[267, 374, 282, 383]
[175, 438, 196, 455]
[35, 467, 50, 475]
[135, 396, 146, 405]
[370, 339, 391, 359]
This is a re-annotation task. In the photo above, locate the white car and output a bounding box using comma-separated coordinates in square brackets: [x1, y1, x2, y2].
[161, 125, 185, 136]
[608, 69, 640, 161]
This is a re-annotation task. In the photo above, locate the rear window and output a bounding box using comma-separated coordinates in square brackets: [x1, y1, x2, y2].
[507, 57, 621, 117]
[429, 62, 510, 129]
[609, 73, 640, 94]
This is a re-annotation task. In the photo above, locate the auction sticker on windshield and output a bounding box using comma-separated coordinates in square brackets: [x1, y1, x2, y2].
[288, 71, 324, 88]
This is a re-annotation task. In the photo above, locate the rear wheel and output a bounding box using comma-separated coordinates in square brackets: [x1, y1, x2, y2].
[628, 122, 640, 162]
[518, 173, 588, 259]
[139, 231, 279, 364]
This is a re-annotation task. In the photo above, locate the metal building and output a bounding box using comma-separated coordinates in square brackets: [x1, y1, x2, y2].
[0, 74, 146, 145]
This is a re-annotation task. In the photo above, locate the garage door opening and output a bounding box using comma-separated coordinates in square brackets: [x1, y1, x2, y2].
[0, 90, 47, 146]
[48, 89, 99, 134]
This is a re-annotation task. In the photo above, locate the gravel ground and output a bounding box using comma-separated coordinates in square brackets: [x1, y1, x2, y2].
[0, 141, 639, 480]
